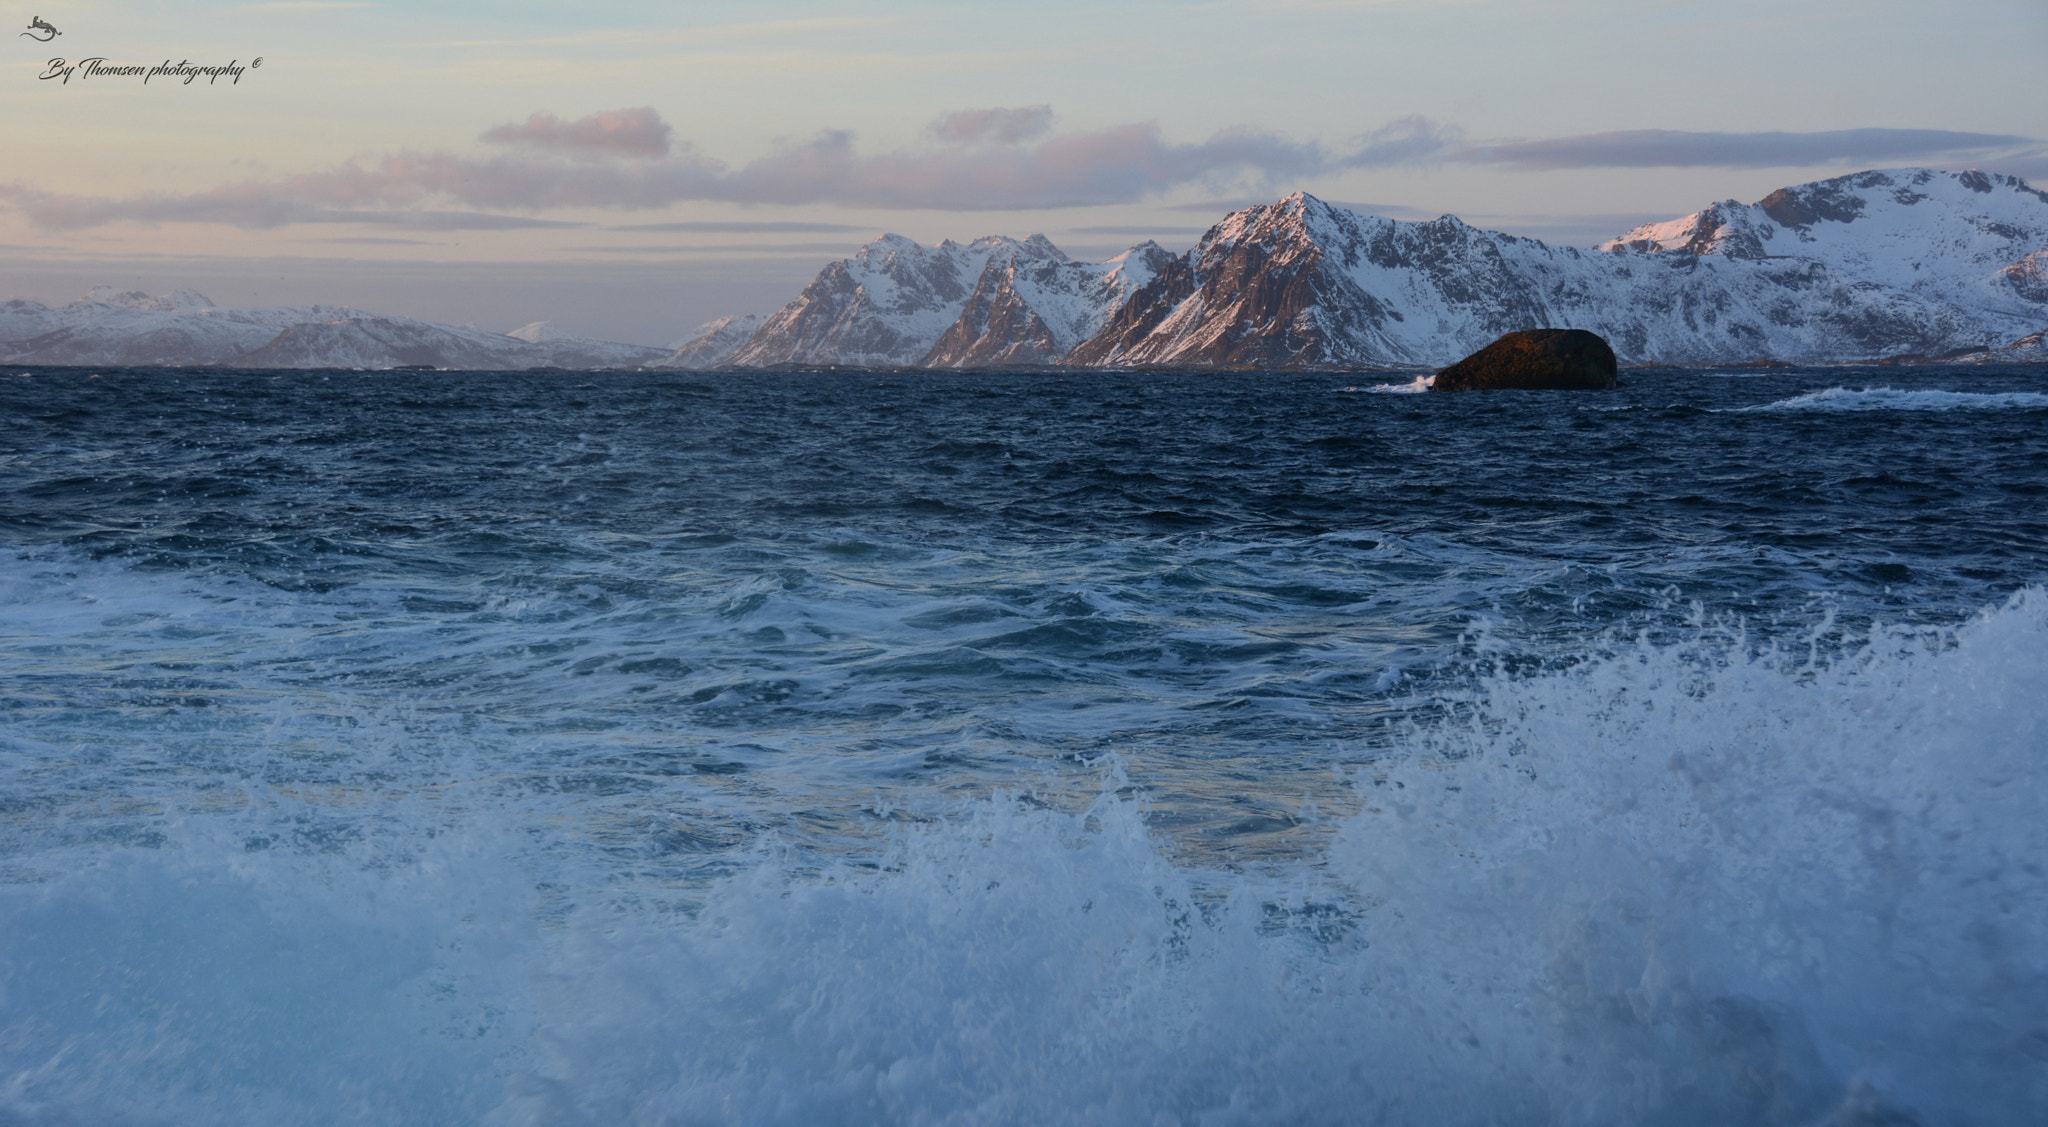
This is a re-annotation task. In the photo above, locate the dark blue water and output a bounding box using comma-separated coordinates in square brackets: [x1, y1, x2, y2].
[3, 365, 2045, 1125]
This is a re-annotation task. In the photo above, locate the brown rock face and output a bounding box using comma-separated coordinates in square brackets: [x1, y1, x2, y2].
[1430, 328, 1618, 391]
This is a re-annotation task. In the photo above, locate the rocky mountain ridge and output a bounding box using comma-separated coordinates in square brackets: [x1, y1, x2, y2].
[716, 233, 1173, 368]
[713, 167, 2048, 369]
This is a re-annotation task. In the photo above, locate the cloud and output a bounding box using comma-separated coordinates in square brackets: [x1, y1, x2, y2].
[566, 242, 864, 256]
[1340, 116, 1466, 168]
[482, 107, 672, 157]
[0, 187, 592, 231]
[928, 106, 1055, 145]
[352, 210, 590, 231]
[613, 220, 867, 233]
[1065, 225, 1210, 236]
[7, 108, 2039, 234]
[1960, 146, 2048, 181]
[0, 112, 1333, 225]
[709, 122, 1328, 210]
[1468, 128, 2036, 170]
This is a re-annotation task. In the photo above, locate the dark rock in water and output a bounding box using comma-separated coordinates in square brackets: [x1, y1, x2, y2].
[1431, 328, 1618, 391]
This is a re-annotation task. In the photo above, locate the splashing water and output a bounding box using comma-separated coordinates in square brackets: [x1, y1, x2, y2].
[4, 590, 2042, 1126]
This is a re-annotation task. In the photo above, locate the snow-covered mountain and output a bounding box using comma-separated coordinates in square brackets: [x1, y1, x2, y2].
[705, 167, 2046, 370]
[1070, 169, 2048, 367]
[722, 233, 1173, 368]
[654, 314, 767, 369]
[0, 288, 668, 369]
[924, 240, 1176, 367]
[722, 234, 1007, 367]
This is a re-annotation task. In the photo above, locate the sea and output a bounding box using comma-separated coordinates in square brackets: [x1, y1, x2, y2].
[2, 363, 2044, 1125]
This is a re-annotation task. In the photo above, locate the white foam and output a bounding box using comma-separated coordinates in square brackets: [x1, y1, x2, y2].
[1739, 385, 2048, 412]
[1346, 374, 1433, 393]
[3, 587, 2041, 1124]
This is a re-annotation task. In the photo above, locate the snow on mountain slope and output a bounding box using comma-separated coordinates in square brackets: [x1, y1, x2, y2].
[1070, 195, 1595, 367]
[240, 316, 666, 370]
[653, 314, 767, 369]
[726, 233, 1172, 368]
[0, 290, 667, 369]
[724, 234, 1009, 367]
[1601, 169, 2048, 334]
[508, 321, 570, 343]
[1070, 169, 2048, 367]
[1, 289, 350, 366]
[925, 239, 1177, 367]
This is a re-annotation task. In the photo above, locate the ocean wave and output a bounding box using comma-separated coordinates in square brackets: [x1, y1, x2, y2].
[1737, 385, 2048, 412]
[4, 589, 2042, 1125]
[1339, 375, 1434, 393]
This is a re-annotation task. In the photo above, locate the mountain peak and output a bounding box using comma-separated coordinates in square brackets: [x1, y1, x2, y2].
[79, 286, 218, 313]
[507, 320, 568, 343]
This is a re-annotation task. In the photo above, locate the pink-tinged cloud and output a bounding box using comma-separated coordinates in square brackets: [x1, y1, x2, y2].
[4, 109, 2035, 231]
[711, 122, 1331, 210]
[0, 112, 1340, 225]
[1339, 116, 1465, 168]
[481, 107, 672, 157]
[928, 106, 1054, 145]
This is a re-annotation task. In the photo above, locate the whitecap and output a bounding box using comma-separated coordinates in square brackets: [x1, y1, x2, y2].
[1736, 385, 2048, 412]
[4, 589, 2042, 1125]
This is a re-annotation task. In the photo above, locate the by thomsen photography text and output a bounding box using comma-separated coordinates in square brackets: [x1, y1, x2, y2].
[38, 56, 260, 85]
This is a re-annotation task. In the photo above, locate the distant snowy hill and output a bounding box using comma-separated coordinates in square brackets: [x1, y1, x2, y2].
[0, 289, 668, 370]
[711, 167, 2048, 369]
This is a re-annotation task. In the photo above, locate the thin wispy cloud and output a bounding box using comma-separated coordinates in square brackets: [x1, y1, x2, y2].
[1339, 116, 1466, 168]
[366, 211, 591, 231]
[1065, 225, 1209, 236]
[568, 242, 864, 256]
[0, 107, 1333, 224]
[483, 108, 672, 158]
[0, 187, 593, 231]
[1471, 128, 2036, 170]
[716, 120, 1328, 209]
[613, 221, 868, 233]
[1991, 148, 2048, 180]
[929, 106, 1054, 145]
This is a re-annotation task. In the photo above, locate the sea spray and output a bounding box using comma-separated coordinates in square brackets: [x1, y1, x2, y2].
[1330, 588, 2048, 1124]
[6, 592, 2040, 1124]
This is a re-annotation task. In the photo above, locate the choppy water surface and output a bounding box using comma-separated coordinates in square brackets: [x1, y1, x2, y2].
[2, 365, 2045, 1125]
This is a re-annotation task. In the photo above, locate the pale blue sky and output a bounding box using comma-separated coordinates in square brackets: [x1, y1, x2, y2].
[5, 0, 2044, 344]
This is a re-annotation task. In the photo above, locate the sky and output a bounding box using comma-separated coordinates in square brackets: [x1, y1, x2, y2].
[4, 0, 2045, 346]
